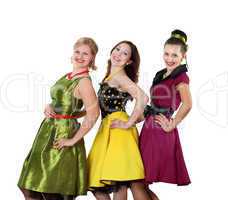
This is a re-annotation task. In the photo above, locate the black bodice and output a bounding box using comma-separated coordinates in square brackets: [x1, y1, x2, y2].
[98, 82, 132, 118]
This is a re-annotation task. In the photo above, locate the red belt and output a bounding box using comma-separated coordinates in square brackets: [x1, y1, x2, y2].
[51, 114, 80, 119]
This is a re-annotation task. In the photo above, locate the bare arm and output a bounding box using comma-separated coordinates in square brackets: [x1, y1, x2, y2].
[155, 83, 192, 132]
[111, 74, 148, 128]
[173, 83, 192, 126]
[53, 78, 99, 149]
[71, 78, 100, 143]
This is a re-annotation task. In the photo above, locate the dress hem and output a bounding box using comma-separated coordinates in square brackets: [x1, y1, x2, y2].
[144, 179, 191, 186]
[18, 184, 87, 196]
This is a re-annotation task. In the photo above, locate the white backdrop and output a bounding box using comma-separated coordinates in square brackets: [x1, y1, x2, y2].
[0, 0, 227, 199]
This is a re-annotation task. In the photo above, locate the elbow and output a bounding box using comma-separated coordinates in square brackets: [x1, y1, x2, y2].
[184, 102, 192, 112]
[94, 108, 100, 120]
[141, 94, 149, 106]
[92, 107, 100, 121]
[86, 107, 100, 123]
[188, 100, 193, 110]
[144, 95, 149, 105]
[136, 93, 149, 107]
[188, 104, 192, 112]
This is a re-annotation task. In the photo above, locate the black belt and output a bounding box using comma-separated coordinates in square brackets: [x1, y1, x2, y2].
[143, 105, 174, 117]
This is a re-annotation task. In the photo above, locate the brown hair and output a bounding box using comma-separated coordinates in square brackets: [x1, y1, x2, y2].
[102, 40, 140, 83]
[74, 37, 98, 70]
[165, 29, 188, 53]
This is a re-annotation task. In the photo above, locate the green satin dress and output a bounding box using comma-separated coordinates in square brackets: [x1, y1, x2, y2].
[18, 74, 88, 198]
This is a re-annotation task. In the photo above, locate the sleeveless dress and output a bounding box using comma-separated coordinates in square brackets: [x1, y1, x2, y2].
[18, 74, 88, 199]
[140, 65, 191, 186]
[88, 82, 145, 192]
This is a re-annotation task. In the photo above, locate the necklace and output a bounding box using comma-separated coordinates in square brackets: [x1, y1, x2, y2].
[67, 69, 89, 80]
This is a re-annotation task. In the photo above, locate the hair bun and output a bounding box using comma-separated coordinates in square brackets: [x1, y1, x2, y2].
[171, 29, 187, 44]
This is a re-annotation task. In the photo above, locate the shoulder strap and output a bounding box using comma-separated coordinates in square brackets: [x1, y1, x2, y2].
[104, 66, 125, 82]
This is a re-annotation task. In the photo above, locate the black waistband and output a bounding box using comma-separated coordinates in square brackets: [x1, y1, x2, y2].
[144, 104, 174, 117]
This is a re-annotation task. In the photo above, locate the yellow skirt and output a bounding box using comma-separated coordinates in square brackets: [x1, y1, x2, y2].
[87, 111, 145, 190]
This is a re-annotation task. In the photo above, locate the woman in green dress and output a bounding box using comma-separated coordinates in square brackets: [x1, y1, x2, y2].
[18, 37, 100, 200]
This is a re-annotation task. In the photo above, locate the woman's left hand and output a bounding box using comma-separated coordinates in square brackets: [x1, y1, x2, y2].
[53, 138, 75, 150]
[110, 120, 130, 129]
[154, 114, 175, 133]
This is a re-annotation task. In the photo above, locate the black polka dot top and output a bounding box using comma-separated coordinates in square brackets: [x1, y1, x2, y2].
[98, 82, 132, 119]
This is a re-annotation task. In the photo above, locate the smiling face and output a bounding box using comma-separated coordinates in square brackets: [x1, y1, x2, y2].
[163, 44, 186, 71]
[72, 44, 94, 69]
[110, 43, 132, 67]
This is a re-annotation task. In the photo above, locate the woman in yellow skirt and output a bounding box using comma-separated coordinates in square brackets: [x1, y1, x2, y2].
[88, 41, 151, 200]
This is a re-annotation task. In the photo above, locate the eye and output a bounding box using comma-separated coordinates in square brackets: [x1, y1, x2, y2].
[172, 54, 178, 57]
[124, 52, 128, 56]
[74, 50, 80, 54]
[164, 52, 169, 56]
[116, 47, 120, 51]
[83, 52, 89, 56]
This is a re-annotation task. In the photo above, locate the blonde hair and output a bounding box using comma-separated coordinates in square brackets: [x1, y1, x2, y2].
[73, 37, 98, 70]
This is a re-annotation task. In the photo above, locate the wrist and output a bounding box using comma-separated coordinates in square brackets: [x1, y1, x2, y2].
[125, 121, 133, 128]
[71, 137, 77, 145]
[171, 118, 178, 128]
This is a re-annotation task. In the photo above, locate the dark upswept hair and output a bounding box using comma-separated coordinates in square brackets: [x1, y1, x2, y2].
[102, 40, 140, 83]
[165, 29, 188, 53]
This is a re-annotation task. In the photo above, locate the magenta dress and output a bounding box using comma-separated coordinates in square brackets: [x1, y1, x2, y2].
[139, 65, 191, 186]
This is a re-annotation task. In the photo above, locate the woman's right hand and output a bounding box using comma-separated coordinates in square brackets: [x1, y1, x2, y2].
[44, 104, 56, 118]
[110, 119, 130, 129]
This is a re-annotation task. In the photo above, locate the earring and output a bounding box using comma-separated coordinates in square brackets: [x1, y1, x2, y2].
[181, 58, 187, 65]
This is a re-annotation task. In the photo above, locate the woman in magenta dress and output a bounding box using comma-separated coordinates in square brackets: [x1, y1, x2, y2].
[139, 29, 192, 199]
